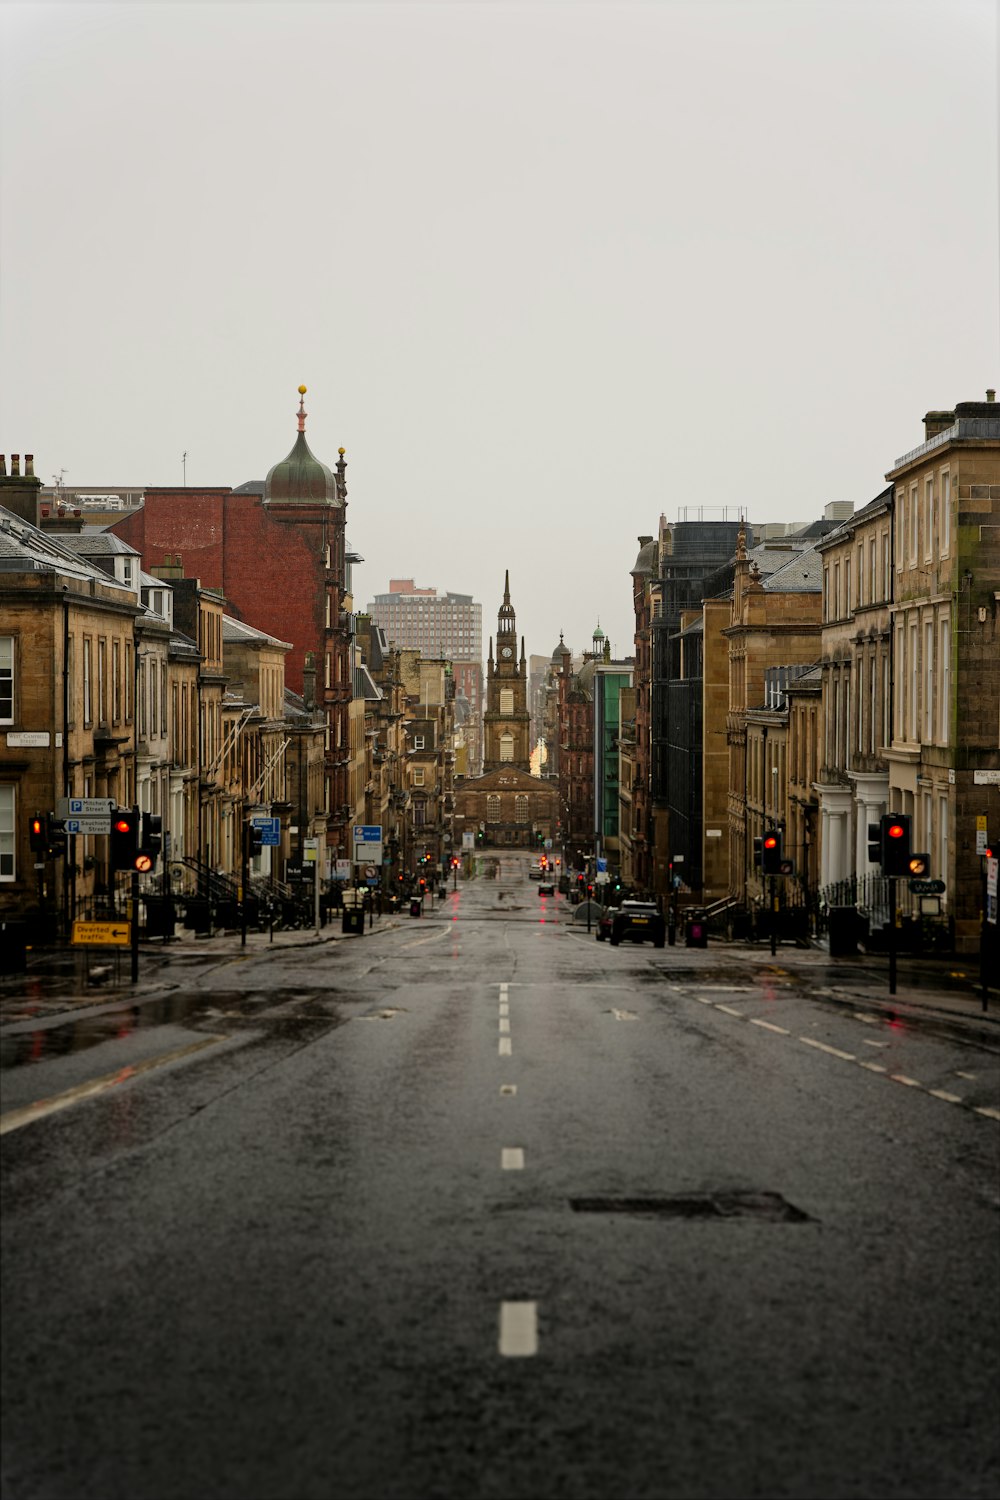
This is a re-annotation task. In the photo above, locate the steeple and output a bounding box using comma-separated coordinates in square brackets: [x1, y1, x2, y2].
[497, 570, 516, 637]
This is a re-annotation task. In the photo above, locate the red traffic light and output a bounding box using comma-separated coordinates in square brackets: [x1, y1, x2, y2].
[763, 835, 778, 850]
[113, 818, 132, 835]
[886, 823, 905, 841]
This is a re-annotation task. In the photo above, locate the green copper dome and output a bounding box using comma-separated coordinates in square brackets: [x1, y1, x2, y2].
[264, 388, 341, 506]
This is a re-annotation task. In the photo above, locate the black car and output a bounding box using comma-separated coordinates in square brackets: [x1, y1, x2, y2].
[600, 899, 665, 948]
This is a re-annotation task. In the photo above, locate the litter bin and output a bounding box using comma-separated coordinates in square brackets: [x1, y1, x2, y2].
[827, 906, 859, 957]
[410, 898, 422, 917]
[144, 897, 176, 940]
[0, 920, 27, 974]
[684, 909, 708, 948]
[342, 907, 365, 935]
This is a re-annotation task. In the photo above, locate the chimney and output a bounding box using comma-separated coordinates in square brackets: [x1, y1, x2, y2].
[923, 410, 954, 441]
[10, 455, 20, 476]
[24, 455, 34, 476]
[988, 389, 996, 403]
[0, 456, 5, 478]
[302, 651, 316, 709]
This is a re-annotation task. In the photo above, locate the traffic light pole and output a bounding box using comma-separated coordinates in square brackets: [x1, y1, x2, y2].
[770, 876, 777, 957]
[888, 875, 897, 997]
[130, 869, 139, 984]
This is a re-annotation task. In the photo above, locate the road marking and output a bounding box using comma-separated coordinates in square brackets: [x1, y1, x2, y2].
[693, 995, 714, 1005]
[859, 1061, 887, 1073]
[499, 1002, 509, 1016]
[610, 1008, 637, 1021]
[973, 1106, 1000, 1122]
[401, 930, 449, 950]
[0, 1036, 226, 1136]
[499, 983, 509, 996]
[499, 1301, 537, 1357]
[500, 1084, 517, 1096]
[499, 1017, 510, 1033]
[889, 1073, 922, 1088]
[929, 1089, 964, 1104]
[852, 1013, 883, 1025]
[501, 1148, 525, 1170]
[862, 1038, 888, 1048]
[750, 1018, 790, 1034]
[800, 1037, 856, 1061]
[715, 1004, 744, 1017]
[955, 1071, 976, 1080]
[499, 1037, 512, 1056]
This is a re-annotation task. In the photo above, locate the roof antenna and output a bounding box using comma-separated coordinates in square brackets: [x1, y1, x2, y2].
[182, 451, 188, 487]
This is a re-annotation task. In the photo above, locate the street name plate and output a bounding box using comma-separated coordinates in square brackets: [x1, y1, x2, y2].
[58, 798, 116, 816]
[64, 816, 112, 835]
[72, 920, 131, 946]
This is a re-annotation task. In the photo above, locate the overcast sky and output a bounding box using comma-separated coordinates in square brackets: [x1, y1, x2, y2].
[2, 1, 997, 662]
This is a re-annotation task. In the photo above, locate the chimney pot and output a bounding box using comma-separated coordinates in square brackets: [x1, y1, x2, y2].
[0, 456, 6, 478]
[25, 455, 34, 476]
[11, 455, 20, 476]
[988, 389, 996, 403]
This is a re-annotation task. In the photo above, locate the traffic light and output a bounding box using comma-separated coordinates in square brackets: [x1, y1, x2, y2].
[139, 813, 162, 872]
[110, 808, 139, 871]
[880, 813, 911, 878]
[761, 829, 782, 876]
[247, 822, 263, 857]
[867, 822, 882, 864]
[29, 813, 47, 853]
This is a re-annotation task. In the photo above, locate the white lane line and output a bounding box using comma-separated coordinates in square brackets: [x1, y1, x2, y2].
[693, 995, 714, 1005]
[859, 1061, 887, 1073]
[973, 1106, 1000, 1121]
[499, 1037, 512, 1056]
[610, 1008, 638, 1021]
[500, 1084, 517, 1096]
[499, 1302, 537, 1357]
[499, 1003, 509, 1016]
[929, 1089, 964, 1104]
[0, 1036, 226, 1136]
[800, 1037, 856, 1062]
[889, 1073, 923, 1088]
[499, 1017, 510, 1033]
[400, 930, 450, 950]
[499, 983, 509, 996]
[862, 1039, 888, 1048]
[955, 1071, 976, 1080]
[501, 1148, 525, 1170]
[715, 1004, 744, 1017]
[750, 1018, 790, 1035]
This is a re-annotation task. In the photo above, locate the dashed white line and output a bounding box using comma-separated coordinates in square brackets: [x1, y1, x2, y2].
[501, 1148, 525, 1170]
[859, 1061, 888, 1073]
[499, 1017, 510, 1034]
[499, 1301, 537, 1357]
[499, 1037, 512, 1056]
[929, 1089, 964, 1104]
[800, 1037, 856, 1062]
[974, 1106, 1000, 1122]
[715, 1004, 744, 1017]
[889, 1073, 922, 1089]
[750, 1018, 790, 1035]
[500, 1084, 517, 1096]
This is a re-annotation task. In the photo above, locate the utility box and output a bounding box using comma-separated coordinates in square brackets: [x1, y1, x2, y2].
[342, 907, 365, 935]
[684, 910, 708, 948]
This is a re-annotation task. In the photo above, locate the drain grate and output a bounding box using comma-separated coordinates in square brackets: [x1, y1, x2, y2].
[569, 1191, 810, 1222]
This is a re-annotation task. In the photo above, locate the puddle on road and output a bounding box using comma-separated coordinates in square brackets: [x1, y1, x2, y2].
[0, 989, 342, 1072]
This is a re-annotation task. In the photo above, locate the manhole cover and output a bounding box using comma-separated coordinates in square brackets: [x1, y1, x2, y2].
[569, 1191, 810, 1222]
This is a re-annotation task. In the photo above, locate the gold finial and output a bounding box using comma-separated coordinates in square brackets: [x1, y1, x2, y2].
[339, 447, 346, 455]
[298, 385, 307, 395]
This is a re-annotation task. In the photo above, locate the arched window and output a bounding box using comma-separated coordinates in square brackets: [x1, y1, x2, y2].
[515, 795, 529, 824]
[500, 732, 514, 762]
[486, 794, 501, 824]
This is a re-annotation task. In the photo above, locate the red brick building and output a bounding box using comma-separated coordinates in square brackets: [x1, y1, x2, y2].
[109, 388, 352, 853]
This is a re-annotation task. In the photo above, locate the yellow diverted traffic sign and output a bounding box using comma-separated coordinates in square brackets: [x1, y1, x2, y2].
[72, 920, 131, 947]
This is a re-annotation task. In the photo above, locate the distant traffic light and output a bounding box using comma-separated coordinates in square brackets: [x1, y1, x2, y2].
[761, 829, 782, 876]
[110, 808, 140, 871]
[139, 813, 162, 872]
[880, 814, 911, 878]
[247, 822, 264, 857]
[29, 814, 47, 853]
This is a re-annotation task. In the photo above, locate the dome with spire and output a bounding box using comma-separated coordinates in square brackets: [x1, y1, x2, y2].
[550, 632, 571, 664]
[497, 569, 516, 635]
[265, 386, 341, 506]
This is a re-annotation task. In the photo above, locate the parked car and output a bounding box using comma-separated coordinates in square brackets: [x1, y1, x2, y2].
[538, 880, 556, 896]
[601, 899, 665, 948]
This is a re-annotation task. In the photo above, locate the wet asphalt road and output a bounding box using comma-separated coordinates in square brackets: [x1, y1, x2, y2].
[2, 856, 999, 1500]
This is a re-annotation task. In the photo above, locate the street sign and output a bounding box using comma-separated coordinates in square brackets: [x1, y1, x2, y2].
[58, 798, 115, 816]
[334, 859, 351, 881]
[251, 816, 280, 847]
[596, 857, 607, 872]
[64, 816, 112, 835]
[353, 825, 382, 843]
[987, 858, 997, 926]
[462, 832, 474, 850]
[72, 920, 130, 946]
[908, 878, 946, 895]
[779, 858, 796, 877]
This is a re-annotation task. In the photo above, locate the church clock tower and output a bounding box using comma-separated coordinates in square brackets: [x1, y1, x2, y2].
[483, 571, 531, 772]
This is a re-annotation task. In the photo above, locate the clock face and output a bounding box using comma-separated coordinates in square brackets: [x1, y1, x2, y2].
[501, 647, 513, 659]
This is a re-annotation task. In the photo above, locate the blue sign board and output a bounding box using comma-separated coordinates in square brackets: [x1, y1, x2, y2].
[596, 857, 607, 873]
[251, 815, 281, 847]
[353, 825, 382, 843]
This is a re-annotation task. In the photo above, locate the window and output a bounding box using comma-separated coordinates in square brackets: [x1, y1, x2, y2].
[938, 795, 949, 893]
[833, 563, 840, 620]
[869, 538, 877, 605]
[894, 623, 904, 739]
[412, 735, 425, 750]
[83, 638, 93, 725]
[124, 642, 132, 721]
[499, 689, 514, 716]
[882, 532, 891, 598]
[924, 477, 934, 561]
[499, 732, 514, 762]
[844, 557, 851, 616]
[486, 794, 501, 824]
[909, 484, 918, 563]
[939, 469, 951, 556]
[882, 654, 891, 750]
[412, 767, 425, 786]
[112, 641, 121, 723]
[515, 795, 529, 823]
[923, 620, 934, 742]
[97, 639, 107, 724]
[0, 638, 13, 723]
[908, 620, 919, 740]
[895, 492, 905, 569]
[0, 784, 14, 879]
[939, 618, 950, 744]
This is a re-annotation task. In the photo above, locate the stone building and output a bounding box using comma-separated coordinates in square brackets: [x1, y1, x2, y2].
[109, 387, 354, 861]
[453, 574, 557, 851]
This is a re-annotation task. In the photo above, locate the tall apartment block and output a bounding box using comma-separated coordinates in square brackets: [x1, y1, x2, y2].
[367, 580, 483, 774]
